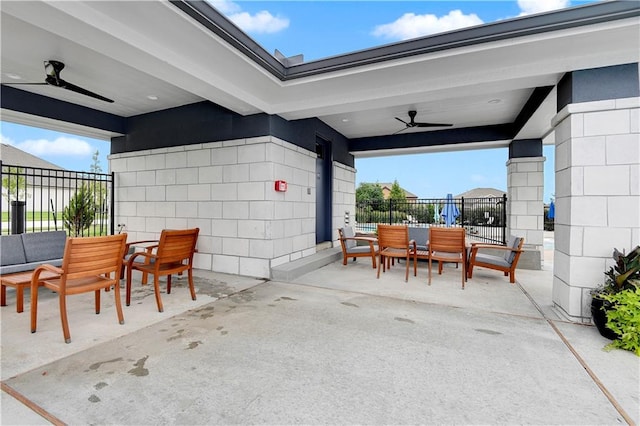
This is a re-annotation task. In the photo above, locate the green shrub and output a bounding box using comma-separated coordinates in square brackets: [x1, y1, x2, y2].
[601, 282, 640, 356]
[63, 185, 96, 236]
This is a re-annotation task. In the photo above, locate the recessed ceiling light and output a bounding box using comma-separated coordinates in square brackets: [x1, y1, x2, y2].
[6, 73, 22, 80]
[342, 118, 350, 122]
[488, 99, 501, 104]
[147, 95, 158, 100]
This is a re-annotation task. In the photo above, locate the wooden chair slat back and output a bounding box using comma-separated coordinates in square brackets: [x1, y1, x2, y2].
[156, 228, 199, 264]
[377, 225, 409, 249]
[63, 234, 127, 280]
[429, 227, 465, 253]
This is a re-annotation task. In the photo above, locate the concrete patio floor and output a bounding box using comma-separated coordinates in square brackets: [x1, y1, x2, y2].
[1, 254, 638, 425]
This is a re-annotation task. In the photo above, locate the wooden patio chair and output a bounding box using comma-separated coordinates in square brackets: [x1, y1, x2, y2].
[125, 228, 199, 312]
[376, 224, 417, 282]
[467, 235, 524, 284]
[30, 234, 128, 343]
[428, 227, 467, 289]
[338, 226, 379, 268]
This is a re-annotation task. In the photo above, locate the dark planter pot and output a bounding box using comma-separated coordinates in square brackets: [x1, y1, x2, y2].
[591, 296, 620, 340]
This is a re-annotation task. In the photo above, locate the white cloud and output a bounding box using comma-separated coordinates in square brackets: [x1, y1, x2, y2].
[372, 10, 483, 41]
[518, 0, 570, 16]
[228, 10, 289, 34]
[205, 0, 289, 34]
[1, 134, 15, 146]
[15, 137, 93, 157]
[471, 174, 488, 183]
[205, 0, 241, 14]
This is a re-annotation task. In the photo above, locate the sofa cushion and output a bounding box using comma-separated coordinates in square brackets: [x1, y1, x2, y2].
[21, 231, 67, 263]
[346, 245, 377, 255]
[341, 226, 357, 249]
[476, 253, 511, 268]
[0, 235, 27, 267]
[0, 259, 64, 275]
[504, 236, 522, 264]
[408, 227, 429, 251]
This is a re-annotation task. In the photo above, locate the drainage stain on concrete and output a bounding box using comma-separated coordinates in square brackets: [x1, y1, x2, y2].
[197, 306, 215, 319]
[187, 341, 203, 349]
[94, 382, 108, 390]
[475, 328, 502, 335]
[128, 356, 150, 377]
[193, 278, 241, 299]
[167, 329, 185, 342]
[88, 394, 101, 403]
[229, 290, 256, 304]
[274, 296, 297, 302]
[86, 357, 124, 372]
[394, 317, 415, 324]
[341, 302, 359, 308]
[216, 326, 228, 336]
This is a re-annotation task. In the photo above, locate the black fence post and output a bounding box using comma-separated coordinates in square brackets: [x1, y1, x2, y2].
[110, 171, 115, 235]
[389, 199, 393, 225]
[461, 197, 465, 228]
[502, 193, 507, 244]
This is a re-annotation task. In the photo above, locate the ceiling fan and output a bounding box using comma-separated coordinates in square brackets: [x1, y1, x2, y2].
[394, 110, 452, 134]
[4, 60, 114, 103]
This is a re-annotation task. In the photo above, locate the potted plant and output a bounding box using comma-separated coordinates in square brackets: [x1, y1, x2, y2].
[591, 246, 640, 340]
[599, 284, 640, 355]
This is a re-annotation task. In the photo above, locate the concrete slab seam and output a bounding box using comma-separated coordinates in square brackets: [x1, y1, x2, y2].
[1, 382, 65, 426]
[515, 281, 634, 425]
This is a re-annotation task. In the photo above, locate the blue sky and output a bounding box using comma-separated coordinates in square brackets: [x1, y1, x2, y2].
[1, 0, 597, 201]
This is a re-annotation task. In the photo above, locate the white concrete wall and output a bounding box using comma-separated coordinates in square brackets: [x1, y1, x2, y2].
[551, 97, 640, 322]
[110, 136, 318, 279]
[506, 156, 544, 268]
[332, 162, 357, 244]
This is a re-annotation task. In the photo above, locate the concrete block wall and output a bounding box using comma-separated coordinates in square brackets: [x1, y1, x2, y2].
[506, 156, 544, 269]
[551, 97, 640, 322]
[110, 136, 317, 279]
[332, 162, 357, 244]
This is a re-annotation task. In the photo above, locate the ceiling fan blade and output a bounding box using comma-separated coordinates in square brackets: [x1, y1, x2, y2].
[415, 122, 453, 128]
[2, 82, 48, 85]
[59, 79, 114, 103]
[392, 127, 409, 135]
[395, 117, 409, 125]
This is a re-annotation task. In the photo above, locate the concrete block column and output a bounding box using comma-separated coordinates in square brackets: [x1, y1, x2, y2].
[332, 162, 356, 245]
[506, 156, 545, 269]
[551, 97, 640, 322]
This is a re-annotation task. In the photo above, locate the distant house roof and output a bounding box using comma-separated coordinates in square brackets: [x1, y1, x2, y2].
[0, 144, 65, 170]
[376, 183, 418, 199]
[456, 187, 506, 198]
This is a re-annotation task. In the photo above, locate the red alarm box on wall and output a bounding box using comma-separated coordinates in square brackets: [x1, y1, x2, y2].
[275, 180, 288, 192]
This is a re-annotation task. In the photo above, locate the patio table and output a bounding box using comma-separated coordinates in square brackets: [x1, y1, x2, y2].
[1, 270, 60, 313]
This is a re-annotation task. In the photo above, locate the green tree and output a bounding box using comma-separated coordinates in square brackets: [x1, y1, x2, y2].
[63, 185, 96, 236]
[1, 166, 28, 202]
[389, 180, 405, 202]
[88, 149, 108, 233]
[89, 149, 102, 173]
[356, 182, 384, 205]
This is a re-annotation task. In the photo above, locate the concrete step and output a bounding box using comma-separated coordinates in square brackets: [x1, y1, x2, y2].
[271, 247, 342, 281]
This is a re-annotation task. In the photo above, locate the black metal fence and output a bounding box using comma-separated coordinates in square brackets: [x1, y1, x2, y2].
[355, 195, 507, 245]
[1, 161, 114, 236]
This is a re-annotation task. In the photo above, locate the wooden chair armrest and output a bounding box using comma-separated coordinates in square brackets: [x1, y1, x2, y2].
[342, 236, 377, 243]
[125, 240, 159, 255]
[31, 264, 63, 285]
[127, 250, 158, 265]
[470, 244, 521, 253]
[125, 239, 159, 249]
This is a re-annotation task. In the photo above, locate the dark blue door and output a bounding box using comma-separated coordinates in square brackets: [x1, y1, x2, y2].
[315, 137, 332, 244]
